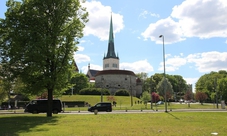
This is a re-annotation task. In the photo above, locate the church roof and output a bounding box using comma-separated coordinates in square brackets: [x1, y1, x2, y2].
[89, 69, 99, 77]
[104, 14, 119, 59]
[95, 70, 136, 77]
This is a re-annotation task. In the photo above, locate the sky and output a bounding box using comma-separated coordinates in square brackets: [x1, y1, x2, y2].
[1, 0, 227, 91]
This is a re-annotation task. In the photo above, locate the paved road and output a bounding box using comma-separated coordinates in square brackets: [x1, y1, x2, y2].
[0, 108, 226, 115]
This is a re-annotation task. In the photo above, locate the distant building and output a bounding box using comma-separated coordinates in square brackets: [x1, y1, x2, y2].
[87, 15, 142, 97]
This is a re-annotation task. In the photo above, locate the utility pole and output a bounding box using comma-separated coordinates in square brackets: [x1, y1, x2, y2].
[214, 78, 218, 109]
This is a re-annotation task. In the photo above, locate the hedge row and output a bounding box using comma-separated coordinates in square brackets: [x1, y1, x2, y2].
[79, 88, 110, 95]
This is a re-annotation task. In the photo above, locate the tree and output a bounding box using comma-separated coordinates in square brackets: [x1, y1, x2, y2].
[151, 92, 160, 103]
[136, 72, 149, 92]
[156, 77, 173, 101]
[0, 0, 88, 117]
[0, 63, 15, 107]
[0, 79, 8, 103]
[140, 91, 150, 109]
[184, 90, 193, 107]
[196, 70, 227, 102]
[195, 92, 208, 105]
[66, 73, 89, 95]
[150, 73, 187, 100]
[218, 77, 227, 103]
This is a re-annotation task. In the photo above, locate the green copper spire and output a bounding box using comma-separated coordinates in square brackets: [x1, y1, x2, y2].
[105, 14, 118, 59]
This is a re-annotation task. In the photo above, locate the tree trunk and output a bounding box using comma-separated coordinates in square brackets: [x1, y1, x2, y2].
[47, 88, 53, 117]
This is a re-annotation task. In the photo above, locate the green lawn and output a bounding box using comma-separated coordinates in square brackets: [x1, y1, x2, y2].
[0, 112, 227, 136]
[58, 95, 226, 111]
[58, 95, 141, 106]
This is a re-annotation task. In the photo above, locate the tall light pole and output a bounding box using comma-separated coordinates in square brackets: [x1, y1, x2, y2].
[159, 35, 167, 112]
[130, 76, 133, 107]
[127, 75, 133, 107]
[101, 76, 104, 102]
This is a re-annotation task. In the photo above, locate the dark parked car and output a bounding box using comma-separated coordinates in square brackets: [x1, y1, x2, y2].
[24, 99, 63, 114]
[88, 102, 112, 112]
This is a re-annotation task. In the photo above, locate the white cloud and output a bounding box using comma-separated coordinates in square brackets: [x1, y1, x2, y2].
[120, 60, 154, 74]
[184, 77, 199, 93]
[82, 1, 124, 41]
[138, 10, 159, 19]
[157, 51, 227, 73]
[74, 53, 90, 63]
[142, 0, 227, 44]
[77, 46, 84, 51]
[184, 77, 198, 85]
[81, 64, 102, 74]
[187, 51, 227, 72]
[141, 17, 185, 44]
[171, 0, 227, 38]
[158, 55, 187, 72]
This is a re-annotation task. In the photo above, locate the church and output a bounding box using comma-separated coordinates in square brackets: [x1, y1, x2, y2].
[87, 15, 142, 98]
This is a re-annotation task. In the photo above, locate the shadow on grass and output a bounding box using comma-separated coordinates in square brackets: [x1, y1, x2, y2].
[167, 112, 180, 120]
[0, 115, 59, 136]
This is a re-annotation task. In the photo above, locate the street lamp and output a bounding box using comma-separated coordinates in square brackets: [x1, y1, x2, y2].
[127, 75, 133, 107]
[159, 35, 167, 112]
[101, 76, 104, 102]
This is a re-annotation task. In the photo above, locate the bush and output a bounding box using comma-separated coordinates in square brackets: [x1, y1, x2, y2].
[115, 89, 130, 96]
[79, 88, 110, 95]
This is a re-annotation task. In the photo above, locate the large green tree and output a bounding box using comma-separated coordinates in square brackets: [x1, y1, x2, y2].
[218, 77, 227, 103]
[156, 77, 173, 101]
[0, 0, 88, 117]
[136, 72, 149, 92]
[196, 70, 227, 102]
[150, 73, 187, 100]
[66, 72, 89, 95]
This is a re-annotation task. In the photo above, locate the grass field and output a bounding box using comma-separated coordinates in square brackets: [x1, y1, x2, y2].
[58, 95, 141, 106]
[0, 112, 227, 136]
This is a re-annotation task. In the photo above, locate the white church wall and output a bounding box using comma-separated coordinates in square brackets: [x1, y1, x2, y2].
[103, 58, 119, 70]
[96, 74, 137, 96]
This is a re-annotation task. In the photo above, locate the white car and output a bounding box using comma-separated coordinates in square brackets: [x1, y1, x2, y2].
[156, 101, 164, 105]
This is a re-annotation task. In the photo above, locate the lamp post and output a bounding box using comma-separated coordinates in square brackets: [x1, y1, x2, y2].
[127, 75, 133, 107]
[130, 76, 133, 107]
[101, 76, 104, 102]
[159, 35, 167, 112]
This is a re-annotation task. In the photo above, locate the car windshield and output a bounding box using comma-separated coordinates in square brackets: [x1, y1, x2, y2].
[30, 100, 37, 104]
[96, 104, 101, 107]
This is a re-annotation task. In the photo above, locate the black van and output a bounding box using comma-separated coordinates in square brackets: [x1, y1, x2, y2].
[88, 102, 112, 112]
[24, 99, 63, 114]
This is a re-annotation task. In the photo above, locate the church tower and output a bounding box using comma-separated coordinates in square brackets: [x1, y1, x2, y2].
[103, 14, 119, 70]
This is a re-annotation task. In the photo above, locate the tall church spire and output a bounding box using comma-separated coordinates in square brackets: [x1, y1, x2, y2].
[105, 14, 118, 59]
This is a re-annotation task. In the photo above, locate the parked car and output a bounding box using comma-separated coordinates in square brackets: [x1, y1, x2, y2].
[179, 99, 184, 103]
[156, 101, 164, 105]
[88, 102, 112, 112]
[24, 99, 63, 114]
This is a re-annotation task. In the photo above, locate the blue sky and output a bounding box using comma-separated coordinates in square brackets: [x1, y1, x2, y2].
[1, 0, 227, 91]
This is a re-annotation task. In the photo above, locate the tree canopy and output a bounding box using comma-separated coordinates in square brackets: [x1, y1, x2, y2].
[0, 0, 88, 116]
[156, 77, 173, 101]
[195, 70, 227, 102]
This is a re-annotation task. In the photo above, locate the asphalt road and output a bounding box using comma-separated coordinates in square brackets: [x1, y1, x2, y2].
[0, 108, 226, 115]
